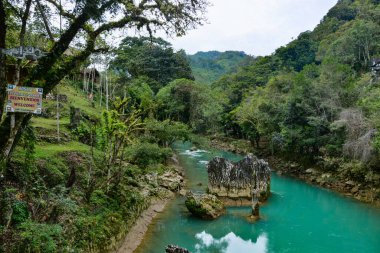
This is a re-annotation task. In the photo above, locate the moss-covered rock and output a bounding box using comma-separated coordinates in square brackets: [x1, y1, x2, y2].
[185, 192, 225, 220]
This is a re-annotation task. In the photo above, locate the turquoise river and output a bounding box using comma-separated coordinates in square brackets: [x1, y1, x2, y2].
[135, 142, 380, 253]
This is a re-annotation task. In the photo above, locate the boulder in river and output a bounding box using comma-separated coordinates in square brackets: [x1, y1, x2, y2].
[165, 245, 191, 253]
[185, 191, 225, 220]
[207, 154, 271, 202]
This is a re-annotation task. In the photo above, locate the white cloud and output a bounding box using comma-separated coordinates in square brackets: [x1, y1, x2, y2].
[194, 231, 268, 253]
[166, 0, 338, 56]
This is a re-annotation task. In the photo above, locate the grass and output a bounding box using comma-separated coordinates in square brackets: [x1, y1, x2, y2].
[59, 82, 102, 118]
[27, 79, 105, 159]
[31, 79, 103, 136]
[31, 117, 70, 130]
[34, 141, 92, 159]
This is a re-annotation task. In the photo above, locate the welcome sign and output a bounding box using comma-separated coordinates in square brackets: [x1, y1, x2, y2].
[6, 84, 43, 114]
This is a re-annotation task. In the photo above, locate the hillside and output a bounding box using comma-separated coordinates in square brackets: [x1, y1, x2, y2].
[188, 51, 253, 84]
[1, 79, 187, 251]
[211, 0, 380, 202]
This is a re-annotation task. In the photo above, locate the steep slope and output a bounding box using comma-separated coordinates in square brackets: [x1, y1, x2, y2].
[188, 51, 253, 84]
[210, 0, 380, 203]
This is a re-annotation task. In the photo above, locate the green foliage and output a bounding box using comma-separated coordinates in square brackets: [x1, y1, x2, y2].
[20, 125, 37, 176]
[97, 98, 143, 167]
[323, 20, 380, 70]
[144, 119, 190, 147]
[326, 0, 358, 21]
[276, 32, 319, 71]
[157, 78, 225, 133]
[126, 77, 155, 116]
[339, 160, 367, 181]
[374, 131, 380, 152]
[19, 221, 62, 253]
[89, 189, 109, 208]
[112, 36, 193, 93]
[212, 56, 279, 110]
[188, 51, 253, 84]
[72, 121, 92, 145]
[11, 200, 29, 225]
[126, 142, 172, 169]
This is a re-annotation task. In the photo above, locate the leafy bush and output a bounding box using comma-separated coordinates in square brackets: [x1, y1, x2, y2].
[318, 156, 344, 172]
[19, 221, 62, 253]
[72, 121, 93, 145]
[11, 200, 29, 225]
[127, 142, 172, 168]
[144, 119, 190, 147]
[339, 160, 367, 181]
[90, 189, 109, 207]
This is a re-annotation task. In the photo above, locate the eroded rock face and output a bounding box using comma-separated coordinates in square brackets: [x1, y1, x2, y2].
[158, 171, 184, 192]
[165, 245, 191, 253]
[207, 154, 271, 202]
[185, 191, 225, 220]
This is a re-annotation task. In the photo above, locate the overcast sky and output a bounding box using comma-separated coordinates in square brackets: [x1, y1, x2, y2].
[166, 0, 338, 56]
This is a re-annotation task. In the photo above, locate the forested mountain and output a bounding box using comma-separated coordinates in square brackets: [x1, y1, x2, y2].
[188, 51, 253, 84]
[211, 0, 380, 183]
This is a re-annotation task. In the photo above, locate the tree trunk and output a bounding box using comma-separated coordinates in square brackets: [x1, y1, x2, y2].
[0, 0, 7, 120]
[0, 6, 97, 163]
[0, 113, 31, 165]
[0, 42, 94, 162]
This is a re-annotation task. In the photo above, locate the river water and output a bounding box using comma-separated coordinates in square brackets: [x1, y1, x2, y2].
[135, 142, 380, 253]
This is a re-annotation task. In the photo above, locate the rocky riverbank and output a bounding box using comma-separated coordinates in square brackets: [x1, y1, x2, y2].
[115, 155, 185, 253]
[116, 194, 174, 253]
[267, 156, 380, 208]
[209, 137, 380, 208]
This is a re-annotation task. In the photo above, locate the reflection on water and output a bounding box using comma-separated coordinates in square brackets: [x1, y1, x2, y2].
[195, 231, 268, 253]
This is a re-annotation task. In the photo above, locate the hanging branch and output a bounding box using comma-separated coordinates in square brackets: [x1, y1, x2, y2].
[36, 0, 55, 42]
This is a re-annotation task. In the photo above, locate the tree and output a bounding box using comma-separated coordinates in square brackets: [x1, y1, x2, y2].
[275, 32, 319, 72]
[0, 0, 209, 164]
[156, 78, 224, 133]
[126, 77, 155, 114]
[112, 36, 194, 93]
[97, 98, 143, 191]
[327, 20, 380, 70]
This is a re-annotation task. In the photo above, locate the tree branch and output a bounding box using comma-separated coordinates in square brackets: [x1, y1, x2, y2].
[20, 0, 33, 47]
[4, 0, 22, 18]
[44, 0, 75, 20]
[36, 0, 55, 42]
[26, 0, 118, 86]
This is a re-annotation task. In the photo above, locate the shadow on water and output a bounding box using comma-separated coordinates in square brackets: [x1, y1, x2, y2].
[135, 142, 380, 253]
